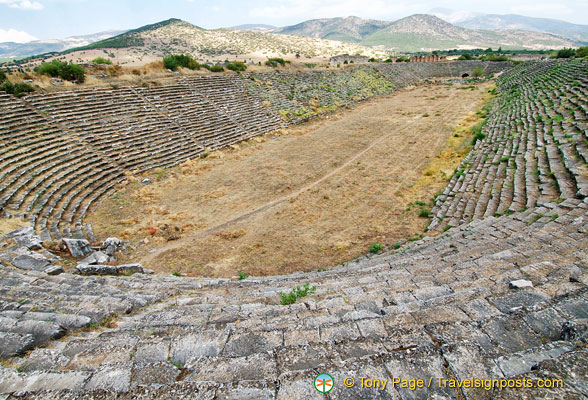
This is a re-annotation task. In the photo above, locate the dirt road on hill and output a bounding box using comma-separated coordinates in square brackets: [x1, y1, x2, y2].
[87, 82, 494, 277]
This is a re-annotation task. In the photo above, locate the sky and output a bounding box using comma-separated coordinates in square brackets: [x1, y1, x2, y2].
[1, 0, 587, 43]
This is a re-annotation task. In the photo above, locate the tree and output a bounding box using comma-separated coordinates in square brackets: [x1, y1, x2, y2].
[163, 54, 200, 71]
[37, 60, 85, 83]
[576, 46, 588, 58]
[556, 48, 576, 58]
[0, 69, 6, 83]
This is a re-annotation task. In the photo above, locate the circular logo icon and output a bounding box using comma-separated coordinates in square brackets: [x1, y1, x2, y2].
[314, 373, 334, 393]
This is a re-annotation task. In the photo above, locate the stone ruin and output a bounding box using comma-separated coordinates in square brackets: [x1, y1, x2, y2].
[329, 54, 370, 66]
[410, 54, 447, 63]
[0, 60, 586, 398]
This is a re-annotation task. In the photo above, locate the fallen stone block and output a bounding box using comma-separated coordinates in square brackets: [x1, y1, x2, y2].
[62, 238, 93, 258]
[101, 237, 124, 256]
[11, 254, 51, 271]
[509, 279, 533, 289]
[44, 265, 64, 275]
[4, 226, 42, 250]
[0, 332, 35, 359]
[76, 263, 145, 276]
[79, 251, 110, 265]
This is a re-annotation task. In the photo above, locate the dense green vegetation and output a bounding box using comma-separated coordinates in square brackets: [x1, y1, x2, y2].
[36, 60, 85, 83]
[0, 81, 35, 97]
[163, 54, 200, 71]
[91, 57, 112, 65]
[577, 46, 588, 58]
[265, 58, 287, 67]
[555, 48, 576, 58]
[205, 64, 224, 72]
[225, 61, 247, 72]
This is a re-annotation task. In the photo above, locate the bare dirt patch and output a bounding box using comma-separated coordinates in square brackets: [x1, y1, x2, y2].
[87, 82, 494, 277]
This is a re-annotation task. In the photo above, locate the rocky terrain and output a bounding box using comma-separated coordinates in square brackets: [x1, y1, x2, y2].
[0, 60, 585, 398]
[40, 18, 386, 67]
[276, 14, 578, 52]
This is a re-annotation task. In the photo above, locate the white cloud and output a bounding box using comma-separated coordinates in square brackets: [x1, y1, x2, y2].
[0, 0, 43, 10]
[0, 28, 37, 42]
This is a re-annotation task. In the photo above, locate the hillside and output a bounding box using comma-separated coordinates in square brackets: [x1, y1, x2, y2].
[455, 14, 588, 43]
[276, 16, 390, 43]
[25, 18, 385, 67]
[277, 14, 578, 51]
[361, 15, 576, 51]
[0, 30, 125, 60]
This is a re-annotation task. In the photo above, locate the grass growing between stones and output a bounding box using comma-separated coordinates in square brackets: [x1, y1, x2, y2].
[279, 283, 317, 305]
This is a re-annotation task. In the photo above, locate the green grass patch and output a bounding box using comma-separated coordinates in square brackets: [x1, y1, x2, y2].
[279, 283, 316, 305]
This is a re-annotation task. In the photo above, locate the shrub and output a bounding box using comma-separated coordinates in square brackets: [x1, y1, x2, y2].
[472, 66, 484, 78]
[471, 121, 486, 145]
[418, 208, 431, 218]
[576, 46, 588, 58]
[37, 60, 62, 77]
[458, 53, 473, 60]
[37, 60, 85, 82]
[0, 69, 6, 83]
[91, 57, 112, 65]
[369, 242, 383, 253]
[226, 61, 247, 72]
[279, 283, 316, 305]
[556, 48, 575, 58]
[0, 81, 35, 97]
[59, 63, 85, 82]
[238, 270, 249, 280]
[206, 64, 224, 72]
[265, 57, 286, 67]
[163, 54, 200, 71]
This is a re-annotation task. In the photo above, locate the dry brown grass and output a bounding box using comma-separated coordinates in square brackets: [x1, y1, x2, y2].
[87, 82, 494, 278]
[0, 218, 27, 236]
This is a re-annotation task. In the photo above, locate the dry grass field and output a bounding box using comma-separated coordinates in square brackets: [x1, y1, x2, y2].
[87, 82, 494, 277]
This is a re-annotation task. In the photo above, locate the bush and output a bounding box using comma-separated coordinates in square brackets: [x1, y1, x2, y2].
[0, 69, 6, 83]
[458, 53, 473, 60]
[0, 81, 35, 97]
[418, 208, 432, 218]
[163, 54, 200, 71]
[369, 242, 383, 253]
[37, 60, 85, 83]
[556, 48, 575, 58]
[205, 64, 224, 72]
[37, 60, 62, 77]
[226, 61, 247, 72]
[265, 57, 286, 67]
[481, 54, 509, 61]
[59, 63, 85, 82]
[472, 66, 484, 78]
[576, 46, 588, 58]
[91, 57, 112, 65]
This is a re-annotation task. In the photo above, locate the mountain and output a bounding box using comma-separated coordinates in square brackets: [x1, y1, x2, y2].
[276, 16, 390, 43]
[0, 30, 125, 60]
[278, 14, 578, 51]
[230, 24, 276, 32]
[13, 18, 383, 67]
[456, 14, 588, 43]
